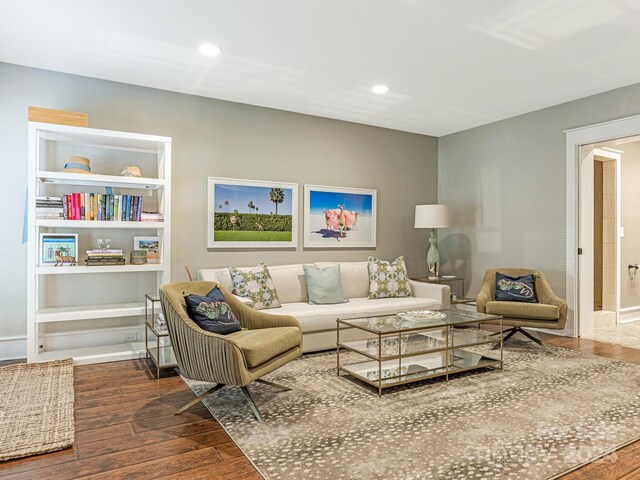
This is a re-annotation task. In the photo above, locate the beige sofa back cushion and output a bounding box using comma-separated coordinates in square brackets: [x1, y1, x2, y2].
[314, 261, 370, 299]
[198, 264, 309, 303]
[198, 261, 370, 302]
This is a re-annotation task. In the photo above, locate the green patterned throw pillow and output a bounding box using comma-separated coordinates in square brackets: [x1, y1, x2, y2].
[229, 263, 281, 310]
[367, 256, 412, 299]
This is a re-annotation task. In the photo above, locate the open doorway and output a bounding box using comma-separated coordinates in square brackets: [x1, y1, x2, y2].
[579, 136, 640, 349]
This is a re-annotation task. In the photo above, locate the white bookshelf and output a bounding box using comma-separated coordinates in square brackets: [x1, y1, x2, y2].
[27, 122, 172, 365]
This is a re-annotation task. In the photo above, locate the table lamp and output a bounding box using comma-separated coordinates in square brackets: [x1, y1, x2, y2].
[414, 205, 451, 278]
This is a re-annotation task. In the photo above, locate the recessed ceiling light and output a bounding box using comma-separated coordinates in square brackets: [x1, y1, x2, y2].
[198, 43, 223, 57]
[371, 84, 390, 94]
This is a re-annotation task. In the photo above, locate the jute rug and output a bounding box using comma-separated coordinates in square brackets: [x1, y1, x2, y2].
[185, 340, 640, 480]
[0, 359, 75, 462]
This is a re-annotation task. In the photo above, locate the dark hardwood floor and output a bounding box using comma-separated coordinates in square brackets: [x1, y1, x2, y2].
[1, 333, 640, 479]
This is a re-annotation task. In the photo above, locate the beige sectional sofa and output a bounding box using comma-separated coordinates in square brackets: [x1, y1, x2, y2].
[197, 261, 450, 353]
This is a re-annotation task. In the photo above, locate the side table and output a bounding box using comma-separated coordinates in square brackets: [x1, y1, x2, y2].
[145, 293, 177, 378]
[411, 276, 476, 305]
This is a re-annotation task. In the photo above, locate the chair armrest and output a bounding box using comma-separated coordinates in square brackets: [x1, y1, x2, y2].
[223, 291, 301, 331]
[232, 294, 254, 308]
[409, 280, 450, 309]
[476, 283, 492, 313]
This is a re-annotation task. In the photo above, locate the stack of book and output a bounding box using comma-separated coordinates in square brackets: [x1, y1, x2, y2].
[35, 196, 64, 219]
[62, 193, 144, 221]
[141, 211, 164, 222]
[85, 249, 125, 266]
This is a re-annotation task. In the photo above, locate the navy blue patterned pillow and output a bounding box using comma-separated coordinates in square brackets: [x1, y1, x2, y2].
[495, 273, 537, 303]
[184, 286, 241, 334]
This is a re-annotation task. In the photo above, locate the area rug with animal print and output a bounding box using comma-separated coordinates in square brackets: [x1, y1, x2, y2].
[183, 338, 640, 480]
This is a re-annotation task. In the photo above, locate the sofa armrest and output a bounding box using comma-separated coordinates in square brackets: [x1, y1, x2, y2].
[409, 280, 450, 309]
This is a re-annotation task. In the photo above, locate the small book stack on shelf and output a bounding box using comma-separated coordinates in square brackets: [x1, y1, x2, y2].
[141, 211, 164, 222]
[155, 312, 168, 334]
[35, 196, 64, 219]
[85, 249, 125, 266]
[62, 193, 144, 221]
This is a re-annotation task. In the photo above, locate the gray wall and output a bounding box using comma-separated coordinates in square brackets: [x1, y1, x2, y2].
[438, 81, 640, 302]
[0, 62, 438, 345]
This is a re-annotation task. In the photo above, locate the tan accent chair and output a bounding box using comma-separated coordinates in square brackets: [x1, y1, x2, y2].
[476, 268, 568, 347]
[159, 281, 303, 422]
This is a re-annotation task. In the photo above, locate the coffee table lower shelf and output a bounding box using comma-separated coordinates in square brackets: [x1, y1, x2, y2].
[338, 349, 502, 394]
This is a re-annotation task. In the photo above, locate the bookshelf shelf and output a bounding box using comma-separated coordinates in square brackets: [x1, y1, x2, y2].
[36, 263, 164, 275]
[36, 171, 165, 189]
[36, 302, 146, 322]
[36, 341, 147, 365]
[27, 122, 171, 364]
[36, 219, 165, 229]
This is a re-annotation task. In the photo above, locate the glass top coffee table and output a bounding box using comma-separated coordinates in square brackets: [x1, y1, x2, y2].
[337, 308, 503, 396]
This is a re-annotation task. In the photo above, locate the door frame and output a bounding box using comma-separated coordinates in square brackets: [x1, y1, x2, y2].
[566, 114, 640, 337]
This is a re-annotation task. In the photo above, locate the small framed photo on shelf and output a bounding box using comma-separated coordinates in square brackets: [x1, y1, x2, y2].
[40, 233, 78, 265]
[134, 236, 161, 263]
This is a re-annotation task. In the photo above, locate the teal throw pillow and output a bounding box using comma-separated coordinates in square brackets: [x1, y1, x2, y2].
[303, 264, 349, 305]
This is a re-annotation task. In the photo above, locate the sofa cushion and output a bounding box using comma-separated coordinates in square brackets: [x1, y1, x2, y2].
[264, 297, 440, 333]
[227, 327, 301, 368]
[315, 261, 370, 298]
[266, 264, 309, 303]
[303, 264, 348, 305]
[486, 301, 559, 320]
[367, 256, 412, 299]
[229, 263, 281, 310]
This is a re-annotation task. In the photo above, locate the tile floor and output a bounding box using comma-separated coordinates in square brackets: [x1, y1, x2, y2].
[583, 320, 640, 349]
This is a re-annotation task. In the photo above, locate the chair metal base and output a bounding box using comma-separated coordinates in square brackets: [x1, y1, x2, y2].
[174, 379, 292, 422]
[491, 326, 543, 350]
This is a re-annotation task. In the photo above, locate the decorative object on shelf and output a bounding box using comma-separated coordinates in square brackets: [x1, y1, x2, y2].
[62, 156, 94, 174]
[207, 177, 298, 249]
[414, 204, 451, 278]
[303, 184, 377, 248]
[141, 211, 164, 222]
[96, 238, 111, 248]
[120, 165, 142, 177]
[85, 248, 125, 266]
[40, 233, 78, 266]
[134, 236, 160, 263]
[130, 250, 148, 265]
[28, 105, 88, 127]
[397, 310, 446, 321]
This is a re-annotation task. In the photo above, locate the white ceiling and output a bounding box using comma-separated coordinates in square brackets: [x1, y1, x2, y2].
[2, 0, 640, 136]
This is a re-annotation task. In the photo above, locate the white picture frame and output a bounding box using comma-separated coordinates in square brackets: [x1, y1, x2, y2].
[40, 233, 78, 265]
[133, 236, 161, 264]
[303, 184, 377, 248]
[207, 177, 298, 249]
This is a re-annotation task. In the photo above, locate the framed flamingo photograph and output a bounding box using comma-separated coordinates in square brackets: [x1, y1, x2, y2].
[207, 177, 298, 249]
[303, 184, 376, 248]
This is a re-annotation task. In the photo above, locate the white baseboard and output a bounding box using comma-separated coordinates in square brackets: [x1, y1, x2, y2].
[619, 306, 640, 324]
[0, 336, 27, 361]
[40, 326, 145, 352]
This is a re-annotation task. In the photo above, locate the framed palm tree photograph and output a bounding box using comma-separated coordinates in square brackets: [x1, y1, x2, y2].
[207, 177, 298, 249]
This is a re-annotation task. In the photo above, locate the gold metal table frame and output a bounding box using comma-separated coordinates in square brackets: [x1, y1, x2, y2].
[336, 309, 503, 396]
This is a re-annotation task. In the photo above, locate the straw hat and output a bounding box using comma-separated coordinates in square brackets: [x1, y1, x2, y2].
[63, 156, 94, 174]
[120, 165, 142, 178]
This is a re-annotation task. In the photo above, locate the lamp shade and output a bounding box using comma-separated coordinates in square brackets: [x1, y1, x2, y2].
[414, 204, 451, 229]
